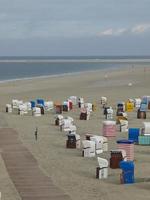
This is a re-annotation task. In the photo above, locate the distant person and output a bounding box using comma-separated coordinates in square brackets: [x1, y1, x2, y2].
[35, 127, 38, 140]
[78, 98, 81, 108]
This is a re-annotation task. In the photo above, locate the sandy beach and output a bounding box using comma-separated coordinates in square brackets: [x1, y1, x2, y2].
[0, 65, 150, 200]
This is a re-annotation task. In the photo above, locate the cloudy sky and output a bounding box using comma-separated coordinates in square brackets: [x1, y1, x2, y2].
[0, 0, 150, 56]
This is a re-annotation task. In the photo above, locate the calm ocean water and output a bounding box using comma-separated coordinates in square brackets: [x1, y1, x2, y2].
[0, 56, 150, 82]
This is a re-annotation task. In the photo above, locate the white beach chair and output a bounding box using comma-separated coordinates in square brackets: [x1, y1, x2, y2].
[18, 104, 28, 115]
[101, 97, 107, 106]
[120, 120, 128, 132]
[75, 134, 81, 149]
[6, 104, 12, 113]
[134, 98, 141, 109]
[142, 122, 150, 135]
[44, 101, 54, 111]
[106, 107, 113, 119]
[68, 125, 77, 134]
[86, 109, 91, 120]
[78, 97, 84, 108]
[57, 115, 64, 126]
[90, 136, 103, 154]
[85, 103, 93, 112]
[24, 102, 32, 111]
[32, 107, 41, 117]
[82, 140, 95, 157]
[69, 96, 77, 105]
[102, 136, 108, 152]
[62, 118, 74, 132]
[97, 157, 108, 179]
[12, 99, 23, 109]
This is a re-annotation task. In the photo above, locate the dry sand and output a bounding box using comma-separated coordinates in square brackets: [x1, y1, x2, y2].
[0, 66, 150, 200]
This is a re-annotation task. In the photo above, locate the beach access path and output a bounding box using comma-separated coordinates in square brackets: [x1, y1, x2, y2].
[0, 127, 71, 200]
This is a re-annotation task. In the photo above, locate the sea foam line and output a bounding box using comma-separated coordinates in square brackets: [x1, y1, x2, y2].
[0, 58, 150, 63]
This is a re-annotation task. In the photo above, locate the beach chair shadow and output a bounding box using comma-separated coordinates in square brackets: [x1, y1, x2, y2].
[135, 177, 150, 183]
[135, 178, 150, 190]
[105, 174, 121, 185]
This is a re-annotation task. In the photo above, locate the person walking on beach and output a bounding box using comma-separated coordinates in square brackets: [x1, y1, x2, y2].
[35, 127, 38, 141]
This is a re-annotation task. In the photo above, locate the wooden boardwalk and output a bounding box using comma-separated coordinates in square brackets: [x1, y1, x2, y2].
[0, 128, 71, 200]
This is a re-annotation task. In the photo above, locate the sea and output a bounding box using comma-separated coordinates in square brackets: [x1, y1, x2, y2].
[0, 56, 150, 82]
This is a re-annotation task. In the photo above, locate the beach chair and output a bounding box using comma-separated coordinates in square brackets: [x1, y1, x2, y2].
[105, 107, 113, 120]
[78, 97, 84, 108]
[117, 102, 125, 113]
[103, 120, 116, 138]
[6, 104, 12, 113]
[67, 99, 73, 110]
[44, 101, 54, 111]
[66, 133, 80, 149]
[62, 117, 74, 132]
[134, 98, 141, 109]
[101, 97, 107, 107]
[102, 136, 108, 152]
[82, 140, 95, 157]
[96, 157, 108, 179]
[32, 107, 41, 117]
[110, 149, 127, 169]
[69, 96, 77, 106]
[12, 99, 23, 109]
[54, 103, 62, 114]
[37, 99, 45, 106]
[24, 102, 32, 111]
[120, 161, 134, 184]
[90, 136, 103, 154]
[142, 122, 150, 135]
[18, 104, 28, 115]
[85, 103, 93, 112]
[62, 101, 69, 112]
[55, 115, 64, 126]
[119, 119, 128, 132]
[137, 109, 146, 119]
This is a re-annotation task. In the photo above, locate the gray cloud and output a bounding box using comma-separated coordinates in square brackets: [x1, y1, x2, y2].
[0, 0, 150, 36]
[0, 0, 150, 55]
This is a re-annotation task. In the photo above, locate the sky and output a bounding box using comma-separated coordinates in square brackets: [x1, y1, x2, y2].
[0, 0, 150, 56]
